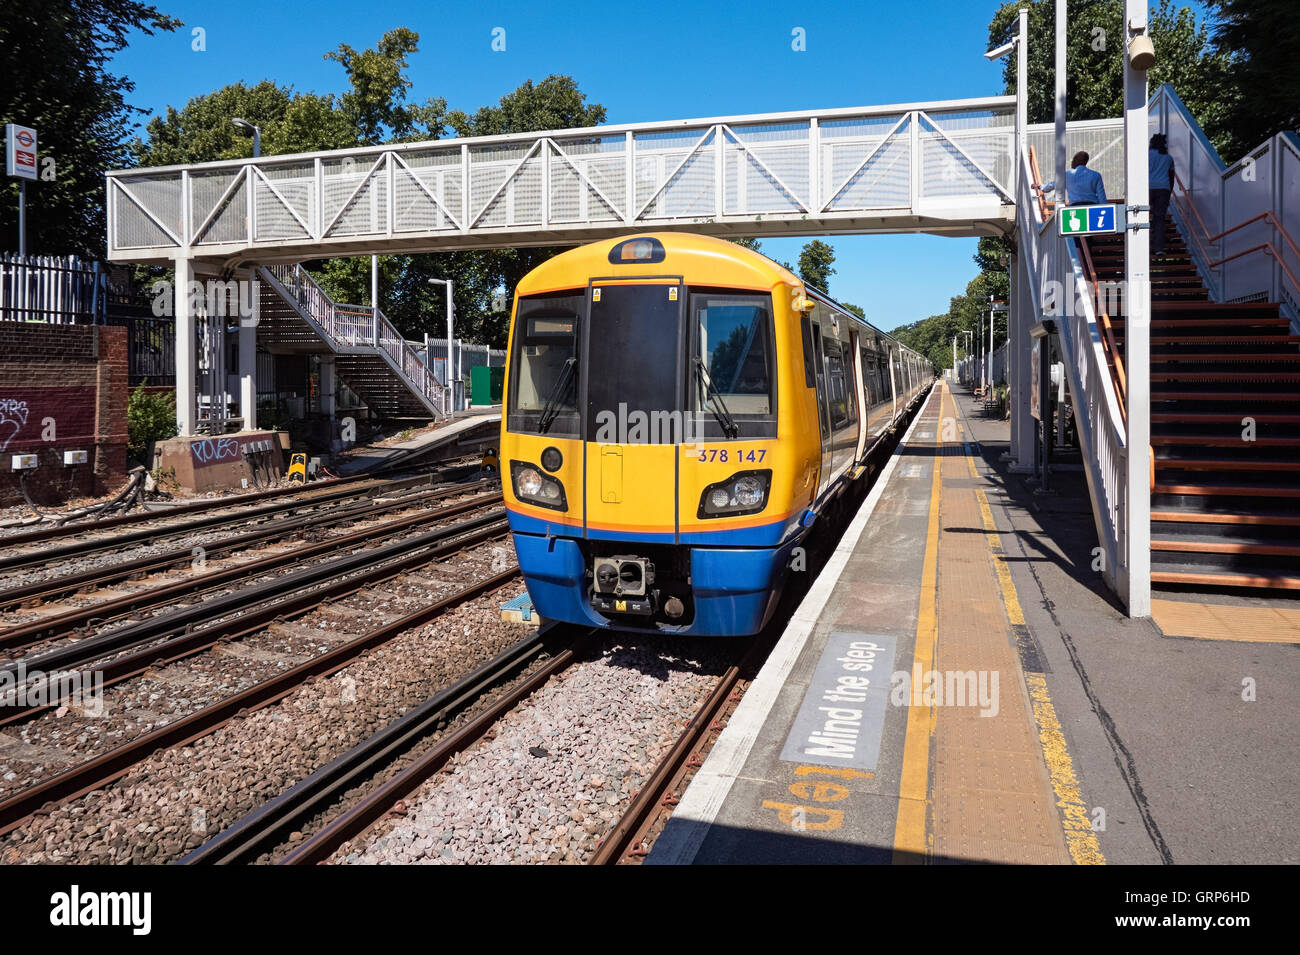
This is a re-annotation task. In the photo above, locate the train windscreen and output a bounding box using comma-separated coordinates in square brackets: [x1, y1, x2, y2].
[507, 292, 583, 437]
[586, 283, 684, 444]
[688, 292, 778, 439]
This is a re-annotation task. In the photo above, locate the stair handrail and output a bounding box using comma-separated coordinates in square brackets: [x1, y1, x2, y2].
[1019, 144, 1129, 601]
[1153, 85, 1300, 319]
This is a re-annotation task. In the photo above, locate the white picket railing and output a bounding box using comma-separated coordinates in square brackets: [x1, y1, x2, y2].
[262, 263, 448, 417]
[1017, 147, 1128, 597]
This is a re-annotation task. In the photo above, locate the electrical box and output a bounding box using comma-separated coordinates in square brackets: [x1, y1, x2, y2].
[11, 454, 37, 470]
[63, 450, 88, 466]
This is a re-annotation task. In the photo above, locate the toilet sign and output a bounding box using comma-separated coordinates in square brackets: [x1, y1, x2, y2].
[1058, 203, 1122, 236]
[5, 124, 37, 180]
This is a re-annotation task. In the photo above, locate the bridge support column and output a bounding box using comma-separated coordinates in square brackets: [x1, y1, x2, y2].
[174, 255, 197, 437]
[238, 274, 258, 432]
[320, 356, 336, 421]
[1009, 250, 1035, 471]
[1122, 0, 1152, 618]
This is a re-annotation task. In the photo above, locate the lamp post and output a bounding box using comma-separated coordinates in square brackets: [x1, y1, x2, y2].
[428, 278, 455, 409]
[986, 9, 1029, 458]
[231, 118, 261, 158]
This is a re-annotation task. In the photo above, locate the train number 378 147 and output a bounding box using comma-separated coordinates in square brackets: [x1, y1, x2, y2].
[696, 448, 766, 463]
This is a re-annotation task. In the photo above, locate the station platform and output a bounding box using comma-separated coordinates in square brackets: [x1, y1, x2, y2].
[650, 380, 1300, 865]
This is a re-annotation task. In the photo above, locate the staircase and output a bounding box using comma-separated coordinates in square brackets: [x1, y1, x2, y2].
[258, 264, 447, 420]
[1088, 227, 1300, 590]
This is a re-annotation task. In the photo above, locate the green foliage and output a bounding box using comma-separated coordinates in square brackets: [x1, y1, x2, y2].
[1206, 0, 1300, 156]
[325, 27, 446, 145]
[841, 303, 866, 320]
[797, 240, 836, 293]
[987, 1, 1232, 152]
[127, 386, 177, 461]
[0, 0, 181, 256]
[445, 75, 606, 138]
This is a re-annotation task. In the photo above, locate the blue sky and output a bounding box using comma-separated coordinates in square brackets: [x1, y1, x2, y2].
[106, 0, 1067, 328]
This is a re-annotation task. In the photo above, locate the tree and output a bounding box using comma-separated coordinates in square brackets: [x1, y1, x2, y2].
[135, 81, 354, 166]
[325, 27, 446, 145]
[0, 0, 181, 256]
[987, 1, 1232, 152]
[1206, 0, 1300, 156]
[797, 240, 836, 293]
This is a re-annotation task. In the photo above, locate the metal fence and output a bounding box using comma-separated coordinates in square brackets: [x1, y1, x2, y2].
[0, 253, 106, 323]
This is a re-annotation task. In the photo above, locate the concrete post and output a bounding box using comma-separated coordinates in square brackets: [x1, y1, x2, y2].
[174, 254, 196, 437]
[239, 273, 258, 431]
[320, 355, 336, 421]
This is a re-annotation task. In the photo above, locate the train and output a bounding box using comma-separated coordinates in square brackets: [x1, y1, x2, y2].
[500, 232, 932, 636]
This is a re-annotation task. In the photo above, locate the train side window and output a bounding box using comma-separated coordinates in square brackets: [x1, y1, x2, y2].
[821, 333, 849, 430]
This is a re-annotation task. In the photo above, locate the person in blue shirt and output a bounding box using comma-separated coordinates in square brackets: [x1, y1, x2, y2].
[1148, 134, 1176, 255]
[1036, 151, 1108, 205]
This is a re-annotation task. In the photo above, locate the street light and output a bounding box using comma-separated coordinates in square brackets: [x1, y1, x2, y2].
[427, 278, 456, 409]
[231, 118, 261, 158]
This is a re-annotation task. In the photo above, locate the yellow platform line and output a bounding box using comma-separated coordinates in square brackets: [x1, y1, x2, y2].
[963, 420, 1105, 865]
[891, 387, 944, 864]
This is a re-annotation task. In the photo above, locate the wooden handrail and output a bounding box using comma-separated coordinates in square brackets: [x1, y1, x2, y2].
[1077, 238, 1128, 424]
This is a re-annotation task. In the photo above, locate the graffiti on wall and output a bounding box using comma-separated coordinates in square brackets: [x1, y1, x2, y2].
[0, 388, 96, 453]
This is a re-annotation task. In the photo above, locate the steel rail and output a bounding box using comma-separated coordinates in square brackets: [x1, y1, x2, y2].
[0, 478, 493, 610]
[181, 625, 568, 864]
[1, 499, 504, 682]
[0, 472, 372, 548]
[0, 472, 446, 573]
[0, 519, 510, 729]
[278, 630, 598, 866]
[0, 489, 501, 653]
[0, 564, 524, 837]
[588, 636, 766, 865]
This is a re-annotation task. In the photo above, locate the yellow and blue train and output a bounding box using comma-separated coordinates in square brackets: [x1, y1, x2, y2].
[501, 233, 931, 636]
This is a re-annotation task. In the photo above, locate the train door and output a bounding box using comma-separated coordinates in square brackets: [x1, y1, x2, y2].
[888, 348, 899, 423]
[809, 318, 834, 499]
[852, 330, 870, 466]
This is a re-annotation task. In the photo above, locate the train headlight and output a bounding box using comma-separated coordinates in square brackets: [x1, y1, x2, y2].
[698, 470, 772, 519]
[510, 460, 567, 511]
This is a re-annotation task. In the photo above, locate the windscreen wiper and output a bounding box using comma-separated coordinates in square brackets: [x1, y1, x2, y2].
[537, 357, 577, 434]
[694, 357, 739, 438]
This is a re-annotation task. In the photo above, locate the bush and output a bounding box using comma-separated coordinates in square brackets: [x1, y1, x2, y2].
[127, 387, 178, 462]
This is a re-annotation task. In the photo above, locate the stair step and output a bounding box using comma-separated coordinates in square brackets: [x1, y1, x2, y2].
[1153, 392, 1300, 401]
[1148, 336, 1300, 345]
[1154, 482, 1300, 497]
[1152, 372, 1300, 382]
[1153, 413, 1300, 424]
[1154, 458, 1300, 471]
[1151, 570, 1300, 590]
[1152, 510, 1300, 526]
[1151, 354, 1300, 363]
[1153, 436, 1300, 447]
[1152, 538, 1300, 558]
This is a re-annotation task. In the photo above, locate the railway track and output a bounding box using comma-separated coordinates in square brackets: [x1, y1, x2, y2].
[169, 633, 752, 865]
[0, 469, 473, 577]
[0, 544, 524, 840]
[0, 484, 501, 651]
[181, 624, 591, 865]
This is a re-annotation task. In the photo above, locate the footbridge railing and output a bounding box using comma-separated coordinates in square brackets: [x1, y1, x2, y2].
[107, 96, 1027, 263]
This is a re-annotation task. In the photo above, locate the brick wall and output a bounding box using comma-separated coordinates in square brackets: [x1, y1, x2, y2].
[0, 324, 130, 508]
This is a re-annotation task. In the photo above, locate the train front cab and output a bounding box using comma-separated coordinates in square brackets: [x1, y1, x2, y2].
[501, 234, 928, 637]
